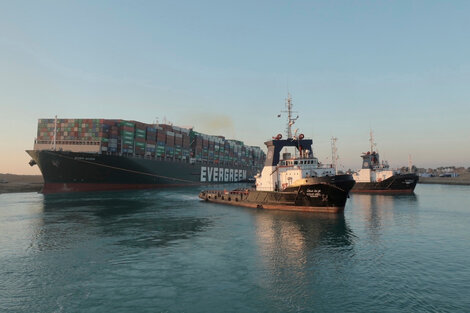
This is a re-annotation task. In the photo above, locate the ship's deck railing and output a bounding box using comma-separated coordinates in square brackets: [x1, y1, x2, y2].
[278, 162, 335, 169]
[35, 139, 100, 146]
[201, 189, 252, 202]
[204, 189, 250, 195]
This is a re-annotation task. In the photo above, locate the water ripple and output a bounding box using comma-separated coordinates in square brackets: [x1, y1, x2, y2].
[1, 185, 470, 312]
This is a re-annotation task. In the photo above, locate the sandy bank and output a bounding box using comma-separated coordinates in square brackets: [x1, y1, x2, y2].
[418, 173, 470, 186]
[0, 174, 43, 194]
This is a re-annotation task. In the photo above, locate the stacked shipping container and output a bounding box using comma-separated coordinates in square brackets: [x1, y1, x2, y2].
[134, 122, 146, 156]
[37, 119, 103, 143]
[146, 126, 157, 156]
[34, 118, 266, 168]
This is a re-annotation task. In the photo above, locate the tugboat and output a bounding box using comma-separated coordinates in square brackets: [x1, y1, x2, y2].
[351, 131, 418, 194]
[199, 95, 356, 213]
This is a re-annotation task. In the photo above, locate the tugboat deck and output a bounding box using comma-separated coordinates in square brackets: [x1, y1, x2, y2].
[199, 190, 344, 213]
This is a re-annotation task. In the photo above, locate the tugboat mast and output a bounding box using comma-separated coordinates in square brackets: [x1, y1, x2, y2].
[282, 93, 298, 139]
[331, 137, 338, 174]
[369, 130, 376, 153]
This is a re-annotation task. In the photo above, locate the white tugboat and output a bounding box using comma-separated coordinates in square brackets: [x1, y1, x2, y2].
[351, 131, 418, 194]
[199, 95, 356, 213]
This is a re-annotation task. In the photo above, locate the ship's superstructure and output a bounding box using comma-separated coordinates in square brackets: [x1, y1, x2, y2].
[200, 95, 356, 213]
[255, 138, 336, 192]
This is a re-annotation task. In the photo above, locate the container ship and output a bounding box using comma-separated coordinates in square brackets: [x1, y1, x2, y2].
[351, 132, 418, 194]
[27, 118, 265, 194]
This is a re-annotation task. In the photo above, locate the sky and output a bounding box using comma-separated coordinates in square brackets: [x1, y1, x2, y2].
[1, 0, 469, 174]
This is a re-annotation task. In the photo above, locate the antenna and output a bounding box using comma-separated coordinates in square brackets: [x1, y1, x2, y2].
[279, 93, 299, 139]
[369, 129, 376, 153]
[331, 137, 338, 174]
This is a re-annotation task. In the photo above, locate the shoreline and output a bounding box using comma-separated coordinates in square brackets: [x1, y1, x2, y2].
[0, 174, 43, 194]
[418, 177, 470, 186]
[0, 183, 43, 194]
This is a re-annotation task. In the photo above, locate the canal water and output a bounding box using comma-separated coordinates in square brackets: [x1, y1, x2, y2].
[1, 184, 469, 312]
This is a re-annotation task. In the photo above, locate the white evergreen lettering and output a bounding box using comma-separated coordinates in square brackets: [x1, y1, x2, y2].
[219, 168, 224, 181]
[207, 167, 213, 182]
[201, 167, 207, 182]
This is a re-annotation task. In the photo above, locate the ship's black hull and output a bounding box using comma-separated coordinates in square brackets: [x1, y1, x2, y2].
[27, 150, 259, 194]
[199, 175, 355, 213]
[351, 173, 418, 194]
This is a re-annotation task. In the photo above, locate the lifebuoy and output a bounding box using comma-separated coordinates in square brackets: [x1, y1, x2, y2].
[276, 133, 282, 140]
[299, 134, 304, 140]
